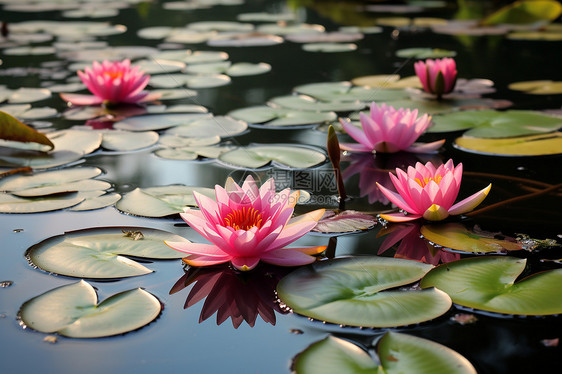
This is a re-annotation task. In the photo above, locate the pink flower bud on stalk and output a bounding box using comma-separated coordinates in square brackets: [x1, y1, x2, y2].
[414, 58, 458, 100]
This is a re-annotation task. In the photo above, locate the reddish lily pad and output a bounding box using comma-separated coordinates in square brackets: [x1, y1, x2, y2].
[313, 210, 376, 233]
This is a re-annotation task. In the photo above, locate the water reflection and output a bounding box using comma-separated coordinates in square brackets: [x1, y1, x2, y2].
[377, 222, 459, 265]
[170, 264, 291, 328]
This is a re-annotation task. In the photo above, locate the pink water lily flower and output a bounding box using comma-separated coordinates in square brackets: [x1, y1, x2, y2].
[166, 176, 326, 271]
[376, 159, 491, 222]
[339, 102, 444, 154]
[414, 58, 457, 99]
[60, 59, 159, 106]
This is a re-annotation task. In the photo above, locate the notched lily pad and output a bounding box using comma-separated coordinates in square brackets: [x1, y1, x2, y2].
[454, 132, 562, 156]
[429, 110, 562, 138]
[313, 210, 377, 234]
[421, 223, 523, 253]
[19, 280, 161, 338]
[27, 227, 188, 278]
[218, 144, 326, 169]
[294, 333, 476, 374]
[420, 256, 562, 315]
[116, 185, 215, 217]
[277, 256, 452, 327]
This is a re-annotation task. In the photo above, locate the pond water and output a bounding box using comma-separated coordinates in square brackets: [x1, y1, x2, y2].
[1, 1, 561, 373]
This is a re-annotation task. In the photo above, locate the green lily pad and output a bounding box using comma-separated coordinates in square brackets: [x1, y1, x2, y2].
[481, 0, 562, 25]
[116, 185, 215, 217]
[420, 256, 562, 315]
[155, 145, 235, 160]
[101, 130, 159, 151]
[0, 192, 85, 213]
[0, 167, 102, 193]
[158, 134, 220, 148]
[421, 223, 523, 253]
[226, 62, 271, 77]
[27, 227, 188, 278]
[396, 47, 457, 59]
[302, 43, 357, 52]
[0, 110, 54, 151]
[294, 81, 410, 102]
[68, 192, 121, 211]
[429, 110, 562, 137]
[114, 113, 212, 132]
[228, 106, 336, 127]
[20, 280, 161, 338]
[351, 75, 422, 89]
[218, 145, 326, 169]
[164, 116, 247, 138]
[269, 95, 365, 112]
[454, 132, 562, 156]
[508, 80, 562, 95]
[313, 210, 377, 233]
[294, 333, 476, 374]
[277, 257, 452, 327]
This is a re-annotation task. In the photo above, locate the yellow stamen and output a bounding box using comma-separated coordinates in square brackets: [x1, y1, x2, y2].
[104, 71, 124, 80]
[223, 206, 264, 231]
[414, 175, 442, 187]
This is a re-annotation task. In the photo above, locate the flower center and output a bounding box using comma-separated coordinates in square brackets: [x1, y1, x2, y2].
[414, 175, 443, 187]
[223, 207, 264, 231]
[104, 71, 124, 80]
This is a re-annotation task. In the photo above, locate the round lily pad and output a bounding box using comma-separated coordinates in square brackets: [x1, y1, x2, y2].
[269, 95, 365, 112]
[277, 256, 452, 327]
[116, 185, 215, 217]
[508, 80, 562, 95]
[218, 144, 326, 169]
[27, 227, 188, 279]
[421, 223, 522, 253]
[0, 192, 85, 213]
[68, 192, 121, 211]
[114, 113, 212, 132]
[429, 110, 562, 138]
[101, 130, 159, 151]
[302, 43, 357, 52]
[228, 106, 336, 127]
[164, 116, 247, 138]
[454, 132, 562, 156]
[294, 81, 410, 102]
[294, 333, 476, 374]
[19, 280, 161, 338]
[0, 167, 102, 193]
[396, 47, 457, 59]
[420, 256, 562, 315]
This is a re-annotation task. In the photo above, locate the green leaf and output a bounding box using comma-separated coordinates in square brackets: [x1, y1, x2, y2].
[101, 130, 159, 151]
[114, 113, 212, 132]
[294, 333, 476, 374]
[421, 223, 523, 253]
[429, 110, 562, 137]
[0, 167, 102, 193]
[218, 145, 326, 169]
[164, 116, 247, 138]
[508, 80, 562, 95]
[27, 226, 187, 278]
[481, 0, 562, 25]
[0, 110, 54, 151]
[454, 132, 562, 156]
[277, 257, 452, 327]
[420, 256, 562, 315]
[377, 332, 477, 374]
[313, 210, 375, 233]
[0, 192, 85, 213]
[116, 185, 215, 217]
[396, 48, 457, 59]
[19, 280, 161, 338]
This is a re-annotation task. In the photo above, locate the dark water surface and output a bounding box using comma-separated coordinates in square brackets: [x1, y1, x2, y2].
[1, 1, 561, 373]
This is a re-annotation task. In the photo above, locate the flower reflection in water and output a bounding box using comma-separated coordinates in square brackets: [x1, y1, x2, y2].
[342, 152, 440, 205]
[170, 264, 291, 328]
[378, 223, 460, 265]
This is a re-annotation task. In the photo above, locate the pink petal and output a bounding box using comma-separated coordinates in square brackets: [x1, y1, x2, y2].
[260, 248, 318, 267]
[376, 182, 417, 213]
[164, 241, 228, 257]
[231, 256, 261, 271]
[59, 93, 104, 106]
[183, 254, 232, 267]
[339, 142, 373, 152]
[379, 212, 422, 222]
[422, 204, 450, 221]
[405, 139, 445, 154]
[448, 183, 492, 215]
